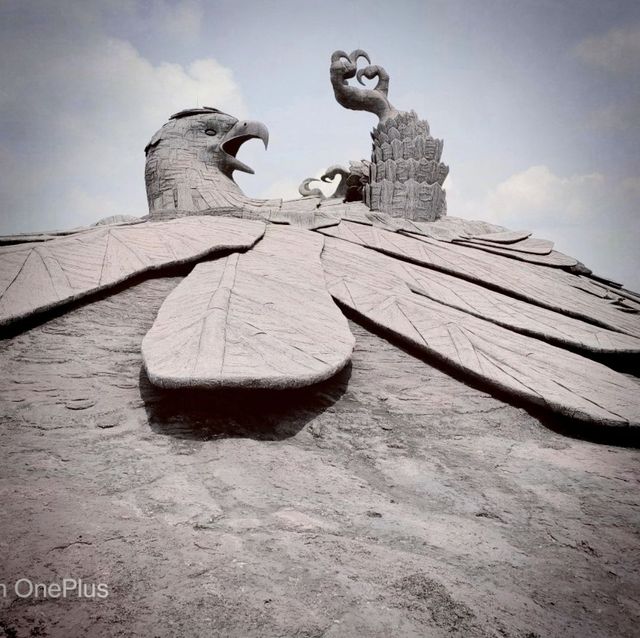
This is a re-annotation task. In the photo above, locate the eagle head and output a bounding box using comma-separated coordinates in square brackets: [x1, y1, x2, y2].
[144, 107, 269, 216]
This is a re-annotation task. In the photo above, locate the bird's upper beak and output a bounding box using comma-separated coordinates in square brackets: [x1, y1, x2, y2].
[219, 120, 269, 177]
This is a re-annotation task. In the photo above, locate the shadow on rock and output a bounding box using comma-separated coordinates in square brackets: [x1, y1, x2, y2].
[139, 363, 352, 441]
[340, 308, 640, 449]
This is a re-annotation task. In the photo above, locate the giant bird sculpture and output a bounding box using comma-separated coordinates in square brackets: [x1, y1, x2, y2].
[1, 50, 639, 429]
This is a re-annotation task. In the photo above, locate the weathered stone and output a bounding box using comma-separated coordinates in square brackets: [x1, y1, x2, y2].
[0, 216, 265, 328]
[93, 214, 140, 226]
[330, 50, 448, 221]
[471, 229, 532, 243]
[452, 239, 577, 267]
[322, 237, 640, 354]
[321, 242, 640, 426]
[142, 226, 354, 388]
[318, 221, 640, 337]
[144, 106, 278, 217]
[465, 236, 552, 254]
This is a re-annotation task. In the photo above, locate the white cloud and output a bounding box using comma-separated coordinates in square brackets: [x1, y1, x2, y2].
[260, 179, 302, 201]
[573, 24, 640, 73]
[484, 165, 606, 224]
[0, 5, 245, 233]
[449, 165, 640, 290]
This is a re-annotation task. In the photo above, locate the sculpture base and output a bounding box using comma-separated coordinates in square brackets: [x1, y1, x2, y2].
[366, 180, 446, 222]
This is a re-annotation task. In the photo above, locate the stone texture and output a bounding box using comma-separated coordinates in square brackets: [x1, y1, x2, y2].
[330, 50, 448, 221]
[1, 47, 639, 638]
[452, 239, 578, 268]
[464, 236, 553, 254]
[144, 107, 279, 218]
[142, 225, 354, 388]
[367, 111, 449, 221]
[0, 216, 265, 328]
[320, 206, 505, 241]
[269, 205, 339, 230]
[2, 275, 639, 637]
[471, 229, 532, 243]
[318, 221, 640, 337]
[322, 237, 640, 354]
[93, 214, 141, 227]
[321, 242, 640, 426]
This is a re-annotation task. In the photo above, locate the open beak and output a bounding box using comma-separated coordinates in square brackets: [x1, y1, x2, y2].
[220, 120, 269, 177]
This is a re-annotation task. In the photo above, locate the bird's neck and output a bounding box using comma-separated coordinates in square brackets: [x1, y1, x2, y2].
[145, 150, 249, 219]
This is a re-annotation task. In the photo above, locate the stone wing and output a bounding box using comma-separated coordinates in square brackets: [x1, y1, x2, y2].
[0, 217, 265, 328]
[310, 201, 640, 427]
[141, 225, 354, 388]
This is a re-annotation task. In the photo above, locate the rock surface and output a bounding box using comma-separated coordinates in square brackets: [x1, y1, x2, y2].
[0, 216, 265, 328]
[322, 241, 640, 427]
[452, 239, 578, 268]
[464, 236, 552, 254]
[322, 237, 640, 354]
[319, 221, 640, 337]
[142, 226, 354, 388]
[0, 275, 638, 637]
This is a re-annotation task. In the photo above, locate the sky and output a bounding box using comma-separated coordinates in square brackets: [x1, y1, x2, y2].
[0, 0, 638, 288]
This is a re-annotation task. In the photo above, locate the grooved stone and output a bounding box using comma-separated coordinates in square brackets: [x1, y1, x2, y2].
[142, 225, 354, 389]
[322, 238, 640, 354]
[463, 237, 552, 255]
[321, 244, 640, 427]
[452, 240, 577, 268]
[318, 221, 640, 338]
[0, 216, 265, 328]
[471, 230, 532, 244]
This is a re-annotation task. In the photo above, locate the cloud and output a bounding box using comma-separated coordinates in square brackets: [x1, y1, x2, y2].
[260, 179, 302, 201]
[0, 2, 245, 233]
[449, 165, 640, 290]
[573, 24, 640, 73]
[484, 165, 606, 224]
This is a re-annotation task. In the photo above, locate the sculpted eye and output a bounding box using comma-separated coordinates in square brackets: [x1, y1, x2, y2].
[205, 128, 217, 136]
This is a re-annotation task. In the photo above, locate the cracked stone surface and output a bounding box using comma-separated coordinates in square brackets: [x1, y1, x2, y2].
[142, 226, 354, 388]
[322, 237, 640, 356]
[319, 221, 640, 337]
[0, 275, 639, 637]
[0, 216, 265, 328]
[322, 239, 640, 427]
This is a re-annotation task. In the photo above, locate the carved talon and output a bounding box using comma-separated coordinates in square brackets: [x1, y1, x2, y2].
[298, 177, 326, 199]
[321, 165, 350, 199]
[330, 49, 396, 122]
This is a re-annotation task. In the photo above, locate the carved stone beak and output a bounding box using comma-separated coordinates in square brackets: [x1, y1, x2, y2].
[220, 120, 269, 177]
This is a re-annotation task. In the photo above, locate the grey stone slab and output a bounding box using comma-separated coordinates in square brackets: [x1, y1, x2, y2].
[318, 221, 640, 338]
[471, 230, 532, 243]
[322, 238, 640, 354]
[0, 216, 265, 328]
[270, 199, 340, 230]
[451, 239, 577, 268]
[321, 249, 640, 427]
[142, 225, 354, 389]
[317, 197, 350, 208]
[463, 236, 553, 255]
[398, 216, 506, 242]
[279, 197, 323, 213]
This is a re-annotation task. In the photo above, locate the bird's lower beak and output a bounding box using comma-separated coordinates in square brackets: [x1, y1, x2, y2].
[220, 120, 269, 176]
